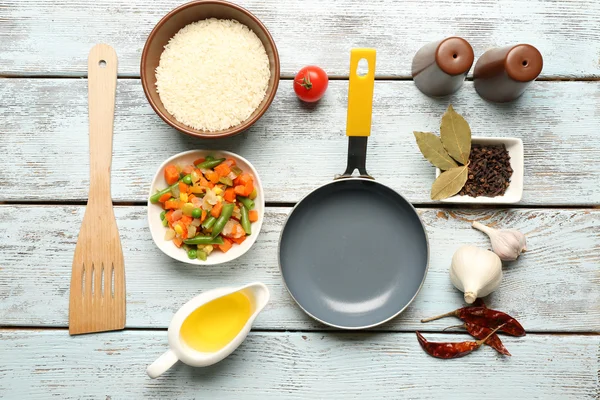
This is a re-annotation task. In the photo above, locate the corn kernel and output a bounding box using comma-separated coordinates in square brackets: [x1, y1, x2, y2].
[174, 224, 184, 235]
[214, 187, 223, 195]
[180, 193, 188, 203]
[216, 195, 223, 202]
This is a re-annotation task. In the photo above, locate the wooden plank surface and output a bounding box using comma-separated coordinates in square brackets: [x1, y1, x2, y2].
[2, 0, 600, 78]
[0, 329, 597, 399]
[1, 205, 598, 332]
[2, 79, 600, 205]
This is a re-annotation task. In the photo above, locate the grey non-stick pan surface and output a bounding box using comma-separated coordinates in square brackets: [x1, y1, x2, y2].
[279, 179, 429, 329]
[278, 49, 429, 329]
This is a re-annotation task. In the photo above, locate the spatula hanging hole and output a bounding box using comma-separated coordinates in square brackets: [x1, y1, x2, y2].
[100, 264, 105, 298]
[81, 263, 86, 296]
[99, 60, 106, 68]
[91, 264, 95, 296]
[111, 264, 115, 298]
[356, 58, 369, 76]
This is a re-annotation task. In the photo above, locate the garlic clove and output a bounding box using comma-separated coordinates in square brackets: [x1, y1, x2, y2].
[450, 245, 503, 304]
[472, 221, 527, 261]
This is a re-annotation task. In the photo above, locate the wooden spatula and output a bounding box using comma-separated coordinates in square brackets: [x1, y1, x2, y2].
[69, 44, 125, 335]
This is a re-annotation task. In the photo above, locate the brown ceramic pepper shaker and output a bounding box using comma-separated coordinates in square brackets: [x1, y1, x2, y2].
[473, 44, 543, 103]
[412, 37, 474, 97]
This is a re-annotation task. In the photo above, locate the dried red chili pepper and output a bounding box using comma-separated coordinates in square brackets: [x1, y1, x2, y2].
[421, 306, 525, 337]
[443, 322, 511, 356]
[416, 324, 504, 359]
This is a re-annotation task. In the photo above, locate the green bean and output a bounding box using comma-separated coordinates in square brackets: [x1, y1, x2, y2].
[160, 211, 166, 220]
[191, 208, 202, 219]
[211, 203, 234, 238]
[196, 250, 207, 261]
[219, 176, 233, 186]
[187, 249, 197, 259]
[195, 158, 226, 169]
[183, 235, 224, 245]
[149, 182, 179, 203]
[237, 196, 255, 210]
[205, 155, 215, 161]
[182, 175, 192, 185]
[240, 204, 251, 235]
[202, 215, 217, 229]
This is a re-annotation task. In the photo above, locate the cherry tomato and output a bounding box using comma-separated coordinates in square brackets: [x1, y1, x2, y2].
[293, 66, 328, 102]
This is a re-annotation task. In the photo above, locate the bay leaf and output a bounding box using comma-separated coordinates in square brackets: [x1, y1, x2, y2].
[413, 131, 458, 170]
[430, 165, 469, 200]
[440, 105, 471, 165]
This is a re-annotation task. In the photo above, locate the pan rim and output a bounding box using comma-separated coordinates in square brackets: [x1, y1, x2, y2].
[278, 177, 430, 330]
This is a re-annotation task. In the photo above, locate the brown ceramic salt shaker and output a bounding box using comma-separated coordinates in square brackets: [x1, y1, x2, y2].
[412, 37, 474, 97]
[473, 44, 543, 103]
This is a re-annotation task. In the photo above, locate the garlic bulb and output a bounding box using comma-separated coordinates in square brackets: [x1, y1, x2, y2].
[472, 221, 527, 261]
[450, 245, 503, 304]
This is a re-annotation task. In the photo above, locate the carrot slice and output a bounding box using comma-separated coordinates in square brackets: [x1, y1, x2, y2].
[164, 165, 180, 185]
[178, 181, 189, 194]
[201, 209, 207, 222]
[224, 188, 236, 203]
[243, 181, 254, 197]
[173, 237, 183, 248]
[214, 163, 231, 177]
[164, 200, 182, 210]
[230, 236, 246, 245]
[180, 215, 193, 225]
[166, 210, 174, 223]
[234, 185, 247, 196]
[248, 210, 258, 222]
[193, 158, 205, 166]
[211, 201, 223, 218]
[158, 193, 172, 203]
[218, 237, 233, 253]
[234, 173, 253, 186]
[206, 171, 220, 184]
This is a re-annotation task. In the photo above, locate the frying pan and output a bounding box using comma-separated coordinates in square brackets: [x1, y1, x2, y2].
[278, 49, 429, 330]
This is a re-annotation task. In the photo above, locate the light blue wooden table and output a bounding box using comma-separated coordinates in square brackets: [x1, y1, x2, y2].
[1, 0, 599, 398]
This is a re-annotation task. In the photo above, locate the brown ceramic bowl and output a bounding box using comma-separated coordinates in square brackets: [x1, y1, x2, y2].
[140, 0, 280, 139]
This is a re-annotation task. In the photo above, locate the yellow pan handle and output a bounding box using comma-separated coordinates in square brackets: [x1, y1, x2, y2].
[346, 48, 376, 137]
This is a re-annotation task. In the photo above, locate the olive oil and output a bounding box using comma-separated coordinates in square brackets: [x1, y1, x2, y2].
[180, 291, 252, 352]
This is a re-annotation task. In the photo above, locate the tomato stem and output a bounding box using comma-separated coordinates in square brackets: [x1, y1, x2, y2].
[296, 73, 312, 90]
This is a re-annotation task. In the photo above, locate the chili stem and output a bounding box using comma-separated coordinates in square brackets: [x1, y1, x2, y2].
[421, 310, 458, 323]
[475, 324, 505, 346]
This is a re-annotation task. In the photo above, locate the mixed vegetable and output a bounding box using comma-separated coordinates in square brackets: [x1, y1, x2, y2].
[150, 155, 259, 260]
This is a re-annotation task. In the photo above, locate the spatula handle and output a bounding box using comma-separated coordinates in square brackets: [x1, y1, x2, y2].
[87, 44, 118, 203]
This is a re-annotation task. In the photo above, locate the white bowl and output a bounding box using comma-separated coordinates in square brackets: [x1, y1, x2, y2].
[147, 150, 265, 265]
[435, 136, 524, 204]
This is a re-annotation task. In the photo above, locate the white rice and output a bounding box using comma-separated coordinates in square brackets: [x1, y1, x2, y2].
[155, 18, 271, 132]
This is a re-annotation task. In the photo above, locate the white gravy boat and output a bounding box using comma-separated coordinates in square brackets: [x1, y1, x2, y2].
[147, 282, 270, 379]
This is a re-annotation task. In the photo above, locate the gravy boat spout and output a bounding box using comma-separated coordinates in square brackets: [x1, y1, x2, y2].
[147, 282, 270, 379]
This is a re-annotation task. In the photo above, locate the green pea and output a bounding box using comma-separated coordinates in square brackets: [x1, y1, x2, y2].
[160, 211, 166, 220]
[182, 175, 192, 185]
[192, 208, 202, 219]
[187, 249, 197, 259]
[161, 218, 168, 227]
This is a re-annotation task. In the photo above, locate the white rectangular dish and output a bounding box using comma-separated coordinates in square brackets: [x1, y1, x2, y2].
[435, 136, 524, 204]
